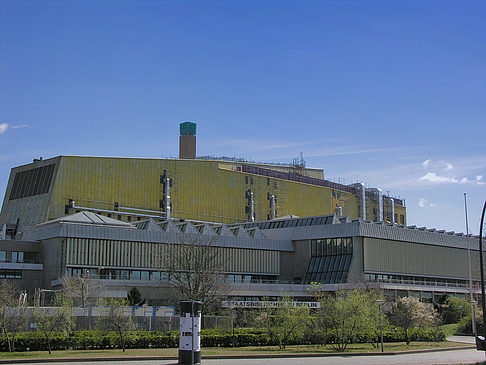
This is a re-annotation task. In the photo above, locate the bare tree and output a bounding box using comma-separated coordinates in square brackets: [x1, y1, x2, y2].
[96, 298, 133, 352]
[62, 270, 99, 308]
[163, 235, 228, 312]
[256, 296, 310, 350]
[309, 284, 382, 352]
[32, 292, 73, 354]
[0, 281, 28, 352]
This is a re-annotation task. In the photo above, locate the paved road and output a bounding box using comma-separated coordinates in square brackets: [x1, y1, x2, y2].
[19, 349, 486, 365]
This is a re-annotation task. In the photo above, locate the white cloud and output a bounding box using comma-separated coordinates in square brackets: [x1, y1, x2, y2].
[419, 173, 458, 184]
[460, 175, 486, 185]
[419, 198, 437, 208]
[0, 123, 8, 134]
[12, 124, 32, 129]
[422, 159, 454, 171]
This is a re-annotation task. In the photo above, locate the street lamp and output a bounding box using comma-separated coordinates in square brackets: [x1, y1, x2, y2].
[376, 299, 384, 352]
[458, 305, 464, 330]
[478, 201, 486, 356]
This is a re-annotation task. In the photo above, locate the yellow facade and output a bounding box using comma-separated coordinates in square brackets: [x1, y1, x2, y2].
[1, 155, 406, 227]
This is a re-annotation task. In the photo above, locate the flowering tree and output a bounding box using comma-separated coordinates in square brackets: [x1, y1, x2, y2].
[388, 296, 438, 345]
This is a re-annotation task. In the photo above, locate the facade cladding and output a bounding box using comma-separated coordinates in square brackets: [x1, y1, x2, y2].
[0, 211, 482, 305]
[0, 156, 407, 229]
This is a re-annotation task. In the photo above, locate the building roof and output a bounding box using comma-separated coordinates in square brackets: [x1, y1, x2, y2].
[36, 211, 133, 228]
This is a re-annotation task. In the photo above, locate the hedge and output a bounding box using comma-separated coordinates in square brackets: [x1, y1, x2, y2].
[0, 327, 444, 352]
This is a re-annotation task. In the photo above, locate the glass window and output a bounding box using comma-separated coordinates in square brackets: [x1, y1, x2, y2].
[307, 257, 316, 273]
[140, 271, 150, 281]
[335, 271, 343, 283]
[226, 274, 235, 283]
[328, 256, 336, 272]
[327, 239, 332, 255]
[330, 271, 337, 284]
[131, 271, 141, 280]
[111, 269, 120, 280]
[333, 255, 343, 271]
[24, 252, 36, 263]
[341, 271, 348, 282]
[336, 239, 343, 255]
[316, 240, 322, 256]
[322, 256, 331, 273]
[0, 251, 6, 262]
[336, 255, 345, 271]
[343, 255, 352, 270]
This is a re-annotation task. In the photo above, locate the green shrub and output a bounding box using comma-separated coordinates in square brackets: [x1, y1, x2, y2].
[0, 326, 445, 352]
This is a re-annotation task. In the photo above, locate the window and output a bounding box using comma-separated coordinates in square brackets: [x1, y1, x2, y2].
[0, 251, 6, 262]
[306, 237, 353, 284]
[9, 164, 55, 200]
[23, 252, 36, 263]
[0, 270, 21, 279]
[140, 271, 150, 281]
[11, 251, 23, 263]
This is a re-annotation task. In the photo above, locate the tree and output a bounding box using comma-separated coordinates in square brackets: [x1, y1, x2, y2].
[96, 298, 133, 352]
[32, 291, 73, 354]
[62, 270, 99, 308]
[0, 281, 27, 352]
[388, 296, 438, 345]
[309, 285, 382, 352]
[436, 294, 471, 325]
[256, 296, 309, 350]
[127, 287, 146, 306]
[164, 236, 227, 312]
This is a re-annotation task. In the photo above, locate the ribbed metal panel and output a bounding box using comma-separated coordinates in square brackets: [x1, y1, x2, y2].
[24, 222, 293, 252]
[363, 237, 482, 279]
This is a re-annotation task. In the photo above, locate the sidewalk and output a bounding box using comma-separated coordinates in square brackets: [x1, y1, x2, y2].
[0, 344, 477, 364]
[447, 335, 476, 344]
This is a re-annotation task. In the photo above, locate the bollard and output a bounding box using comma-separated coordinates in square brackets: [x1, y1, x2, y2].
[178, 301, 202, 365]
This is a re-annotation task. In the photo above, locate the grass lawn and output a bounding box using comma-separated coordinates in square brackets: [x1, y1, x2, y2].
[0, 341, 470, 360]
[441, 323, 459, 336]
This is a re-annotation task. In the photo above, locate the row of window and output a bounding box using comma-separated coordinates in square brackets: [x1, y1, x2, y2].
[67, 267, 277, 284]
[242, 216, 334, 230]
[0, 270, 22, 279]
[304, 254, 352, 284]
[9, 164, 55, 200]
[226, 274, 277, 284]
[311, 238, 353, 257]
[0, 251, 37, 264]
[364, 273, 479, 288]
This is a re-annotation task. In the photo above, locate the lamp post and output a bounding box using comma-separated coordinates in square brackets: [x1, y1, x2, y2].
[478, 201, 486, 356]
[376, 299, 384, 352]
[458, 305, 464, 330]
[464, 193, 477, 336]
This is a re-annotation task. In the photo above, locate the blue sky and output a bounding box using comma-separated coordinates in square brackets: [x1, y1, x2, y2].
[1, 0, 485, 233]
